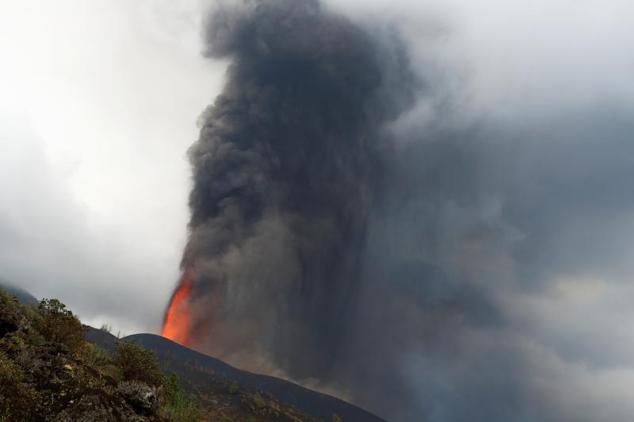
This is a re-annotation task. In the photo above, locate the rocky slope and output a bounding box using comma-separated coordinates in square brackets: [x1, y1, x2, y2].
[0, 287, 385, 421]
[125, 333, 384, 422]
[0, 289, 195, 421]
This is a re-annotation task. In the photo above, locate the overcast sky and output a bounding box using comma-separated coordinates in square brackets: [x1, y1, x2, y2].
[0, 0, 222, 333]
[2, 2, 634, 418]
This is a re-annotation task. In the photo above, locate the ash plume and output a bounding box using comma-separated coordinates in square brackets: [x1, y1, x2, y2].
[163, 0, 634, 421]
[172, 0, 414, 384]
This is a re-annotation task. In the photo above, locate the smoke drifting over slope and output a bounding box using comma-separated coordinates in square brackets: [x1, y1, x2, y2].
[163, 0, 634, 420]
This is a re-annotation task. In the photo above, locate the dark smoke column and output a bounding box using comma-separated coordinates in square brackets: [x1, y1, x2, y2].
[165, 0, 408, 383]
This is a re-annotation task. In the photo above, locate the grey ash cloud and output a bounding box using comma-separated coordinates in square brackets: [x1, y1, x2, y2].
[172, 0, 634, 420]
[181, 0, 414, 379]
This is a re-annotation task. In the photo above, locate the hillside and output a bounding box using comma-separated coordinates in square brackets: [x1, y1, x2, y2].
[0, 280, 38, 305]
[123, 333, 384, 422]
[0, 287, 385, 421]
[85, 329, 385, 421]
[0, 289, 181, 420]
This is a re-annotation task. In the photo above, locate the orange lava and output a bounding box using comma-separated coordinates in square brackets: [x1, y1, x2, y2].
[161, 271, 192, 344]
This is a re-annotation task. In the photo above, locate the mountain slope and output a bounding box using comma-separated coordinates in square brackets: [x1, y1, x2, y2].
[0, 291, 172, 421]
[0, 280, 38, 305]
[122, 334, 385, 422]
[4, 285, 386, 421]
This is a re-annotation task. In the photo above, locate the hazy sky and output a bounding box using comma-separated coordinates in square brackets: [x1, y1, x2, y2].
[2, 2, 634, 419]
[0, 0, 221, 333]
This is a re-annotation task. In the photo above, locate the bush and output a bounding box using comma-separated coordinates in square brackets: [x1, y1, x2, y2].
[161, 373, 203, 422]
[228, 381, 240, 394]
[0, 351, 39, 420]
[114, 341, 164, 386]
[81, 342, 111, 368]
[253, 392, 266, 409]
[36, 298, 84, 353]
[0, 289, 17, 307]
[0, 290, 22, 339]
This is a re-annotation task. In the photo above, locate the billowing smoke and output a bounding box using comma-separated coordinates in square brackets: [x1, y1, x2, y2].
[165, 0, 414, 381]
[163, 0, 634, 421]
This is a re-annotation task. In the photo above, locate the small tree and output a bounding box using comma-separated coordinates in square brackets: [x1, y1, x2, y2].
[36, 298, 84, 353]
[114, 341, 164, 387]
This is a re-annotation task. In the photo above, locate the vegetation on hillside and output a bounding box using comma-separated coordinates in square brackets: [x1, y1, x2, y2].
[0, 289, 202, 421]
[0, 288, 344, 421]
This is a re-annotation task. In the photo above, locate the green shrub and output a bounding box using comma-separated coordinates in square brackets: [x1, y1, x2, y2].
[228, 381, 240, 394]
[0, 290, 21, 339]
[36, 298, 84, 352]
[81, 342, 111, 368]
[20, 303, 43, 328]
[253, 392, 266, 409]
[0, 289, 15, 308]
[0, 351, 38, 420]
[114, 341, 164, 386]
[161, 373, 203, 422]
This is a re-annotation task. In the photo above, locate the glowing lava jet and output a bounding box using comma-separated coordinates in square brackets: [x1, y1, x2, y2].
[161, 270, 191, 344]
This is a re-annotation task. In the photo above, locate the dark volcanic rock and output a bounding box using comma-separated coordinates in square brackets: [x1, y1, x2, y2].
[117, 381, 159, 415]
